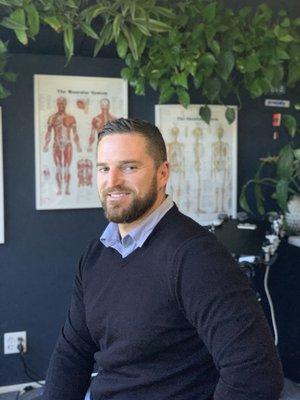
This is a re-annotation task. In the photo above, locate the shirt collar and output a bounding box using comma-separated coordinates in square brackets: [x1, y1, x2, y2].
[100, 195, 173, 249]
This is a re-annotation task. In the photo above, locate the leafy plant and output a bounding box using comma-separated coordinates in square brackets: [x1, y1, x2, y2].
[0, 0, 299, 117]
[240, 114, 300, 215]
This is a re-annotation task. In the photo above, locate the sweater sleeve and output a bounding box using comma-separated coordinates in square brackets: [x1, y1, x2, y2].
[43, 245, 98, 400]
[174, 234, 284, 400]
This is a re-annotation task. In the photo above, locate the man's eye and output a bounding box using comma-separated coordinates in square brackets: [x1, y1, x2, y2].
[97, 167, 109, 173]
[123, 165, 137, 171]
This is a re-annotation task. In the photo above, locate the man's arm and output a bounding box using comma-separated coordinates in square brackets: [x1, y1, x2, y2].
[174, 234, 284, 400]
[43, 246, 98, 400]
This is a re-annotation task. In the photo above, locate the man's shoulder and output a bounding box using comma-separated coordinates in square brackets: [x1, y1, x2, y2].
[80, 237, 103, 267]
[154, 206, 210, 248]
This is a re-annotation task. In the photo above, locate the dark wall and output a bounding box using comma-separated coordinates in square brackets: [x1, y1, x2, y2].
[0, 49, 299, 387]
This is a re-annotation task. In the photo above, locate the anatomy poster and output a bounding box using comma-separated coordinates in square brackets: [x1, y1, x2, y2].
[34, 74, 128, 210]
[155, 104, 238, 226]
[0, 108, 4, 243]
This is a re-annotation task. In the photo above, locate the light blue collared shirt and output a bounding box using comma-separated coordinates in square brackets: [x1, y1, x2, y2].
[100, 196, 174, 258]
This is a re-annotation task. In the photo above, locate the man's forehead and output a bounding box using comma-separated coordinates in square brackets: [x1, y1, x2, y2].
[99, 132, 147, 146]
[97, 133, 152, 161]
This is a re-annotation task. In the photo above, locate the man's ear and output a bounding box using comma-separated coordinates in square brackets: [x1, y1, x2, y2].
[158, 161, 170, 188]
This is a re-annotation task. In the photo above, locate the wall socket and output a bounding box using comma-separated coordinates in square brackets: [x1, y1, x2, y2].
[4, 331, 27, 354]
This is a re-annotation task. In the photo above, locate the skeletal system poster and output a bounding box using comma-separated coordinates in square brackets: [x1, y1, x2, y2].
[155, 105, 238, 226]
[34, 74, 128, 210]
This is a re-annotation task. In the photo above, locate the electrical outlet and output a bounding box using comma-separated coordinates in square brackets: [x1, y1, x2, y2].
[4, 331, 27, 354]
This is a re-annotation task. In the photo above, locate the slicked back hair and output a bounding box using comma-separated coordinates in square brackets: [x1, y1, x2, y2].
[97, 118, 167, 168]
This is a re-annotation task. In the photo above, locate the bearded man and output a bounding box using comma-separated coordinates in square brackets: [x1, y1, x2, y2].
[44, 118, 283, 400]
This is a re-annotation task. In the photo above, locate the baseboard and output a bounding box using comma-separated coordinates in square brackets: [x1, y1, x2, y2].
[0, 381, 45, 394]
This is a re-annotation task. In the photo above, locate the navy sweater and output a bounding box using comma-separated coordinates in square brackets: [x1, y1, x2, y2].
[44, 206, 283, 400]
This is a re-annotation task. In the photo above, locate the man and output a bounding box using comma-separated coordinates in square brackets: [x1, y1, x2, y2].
[44, 118, 283, 400]
[43, 97, 82, 195]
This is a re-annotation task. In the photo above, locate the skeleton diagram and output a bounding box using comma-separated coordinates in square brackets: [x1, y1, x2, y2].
[167, 127, 185, 204]
[192, 127, 205, 213]
[211, 126, 229, 213]
[77, 159, 93, 187]
[87, 98, 116, 151]
[43, 97, 82, 196]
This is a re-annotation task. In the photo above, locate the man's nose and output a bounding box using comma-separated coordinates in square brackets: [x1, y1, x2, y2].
[107, 168, 123, 187]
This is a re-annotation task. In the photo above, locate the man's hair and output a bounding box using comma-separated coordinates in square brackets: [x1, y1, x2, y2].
[97, 118, 167, 167]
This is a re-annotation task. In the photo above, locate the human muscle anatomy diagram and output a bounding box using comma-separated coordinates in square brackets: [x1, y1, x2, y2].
[35, 74, 128, 210]
[43, 97, 82, 196]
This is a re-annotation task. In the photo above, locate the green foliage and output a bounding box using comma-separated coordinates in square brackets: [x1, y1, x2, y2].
[0, 0, 299, 106]
[225, 107, 236, 125]
[199, 105, 211, 124]
[240, 120, 300, 215]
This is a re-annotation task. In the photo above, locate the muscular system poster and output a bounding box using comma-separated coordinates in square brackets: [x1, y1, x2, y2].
[0, 108, 4, 243]
[155, 104, 238, 226]
[34, 74, 128, 210]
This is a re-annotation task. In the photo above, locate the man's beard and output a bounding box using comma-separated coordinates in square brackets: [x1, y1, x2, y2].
[100, 177, 158, 224]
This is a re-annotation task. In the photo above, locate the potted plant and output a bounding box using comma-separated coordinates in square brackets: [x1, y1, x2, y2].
[240, 113, 300, 233]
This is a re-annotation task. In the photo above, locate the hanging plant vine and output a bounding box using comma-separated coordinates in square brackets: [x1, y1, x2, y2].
[0, 0, 299, 124]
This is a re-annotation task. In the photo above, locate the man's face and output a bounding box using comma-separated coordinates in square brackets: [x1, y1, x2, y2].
[97, 133, 168, 224]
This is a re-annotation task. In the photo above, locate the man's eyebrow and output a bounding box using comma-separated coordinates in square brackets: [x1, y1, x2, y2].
[96, 160, 143, 167]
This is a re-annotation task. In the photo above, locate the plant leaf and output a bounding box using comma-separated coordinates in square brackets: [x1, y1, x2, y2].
[63, 25, 74, 63]
[199, 52, 217, 68]
[277, 143, 294, 179]
[177, 87, 190, 108]
[203, 2, 217, 22]
[116, 33, 128, 58]
[112, 14, 123, 40]
[199, 105, 211, 125]
[80, 21, 99, 40]
[288, 62, 300, 86]
[218, 51, 235, 80]
[2, 72, 18, 82]
[245, 53, 261, 73]
[1, 9, 27, 30]
[0, 83, 11, 99]
[122, 26, 138, 60]
[294, 149, 300, 160]
[132, 20, 151, 36]
[159, 85, 175, 104]
[239, 185, 252, 213]
[25, 3, 40, 36]
[276, 179, 289, 211]
[93, 36, 105, 57]
[254, 181, 265, 215]
[203, 77, 221, 101]
[148, 19, 171, 32]
[42, 16, 62, 32]
[282, 114, 297, 137]
[15, 29, 28, 45]
[225, 107, 236, 124]
[172, 72, 188, 89]
[0, 40, 8, 54]
[154, 6, 175, 18]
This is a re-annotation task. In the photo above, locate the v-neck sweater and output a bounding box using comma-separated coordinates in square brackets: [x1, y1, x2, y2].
[44, 206, 283, 400]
